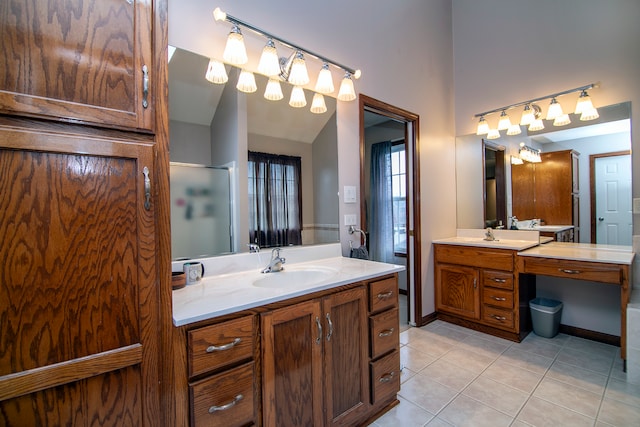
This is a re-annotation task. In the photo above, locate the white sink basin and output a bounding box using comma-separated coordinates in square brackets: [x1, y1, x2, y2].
[252, 266, 337, 289]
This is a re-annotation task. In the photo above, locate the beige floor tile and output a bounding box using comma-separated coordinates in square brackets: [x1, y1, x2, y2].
[462, 375, 529, 417]
[371, 396, 434, 427]
[401, 343, 437, 373]
[547, 360, 608, 395]
[459, 334, 511, 358]
[405, 334, 456, 358]
[517, 396, 595, 427]
[438, 394, 513, 427]
[499, 347, 554, 374]
[512, 336, 563, 359]
[400, 366, 417, 384]
[604, 377, 640, 408]
[566, 336, 619, 358]
[418, 359, 478, 391]
[425, 417, 454, 426]
[556, 347, 614, 375]
[534, 377, 603, 418]
[597, 397, 640, 426]
[438, 346, 496, 374]
[482, 359, 543, 393]
[398, 375, 458, 414]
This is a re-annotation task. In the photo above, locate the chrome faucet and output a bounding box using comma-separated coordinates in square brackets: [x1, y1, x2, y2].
[484, 227, 496, 241]
[262, 248, 286, 273]
[247, 243, 260, 253]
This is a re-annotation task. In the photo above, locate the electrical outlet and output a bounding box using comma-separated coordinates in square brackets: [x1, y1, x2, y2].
[344, 214, 357, 226]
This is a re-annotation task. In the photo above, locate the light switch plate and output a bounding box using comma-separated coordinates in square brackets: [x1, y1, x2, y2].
[344, 214, 357, 226]
[344, 186, 357, 203]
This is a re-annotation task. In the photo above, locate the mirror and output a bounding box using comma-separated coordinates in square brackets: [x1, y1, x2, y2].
[457, 102, 632, 245]
[483, 141, 506, 228]
[168, 47, 340, 260]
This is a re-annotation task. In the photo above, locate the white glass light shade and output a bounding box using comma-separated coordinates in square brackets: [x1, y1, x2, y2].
[511, 156, 524, 165]
[205, 59, 228, 84]
[580, 107, 599, 121]
[223, 26, 248, 65]
[574, 90, 594, 115]
[553, 114, 571, 126]
[258, 39, 281, 76]
[289, 86, 307, 107]
[337, 73, 356, 101]
[506, 124, 522, 135]
[315, 63, 334, 94]
[546, 98, 563, 120]
[264, 79, 283, 101]
[486, 129, 500, 140]
[528, 118, 545, 132]
[236, 70, 257, 93]
[520, 104, 535, 126]
[497, 111, 511, 130]
[476, 116, 490, 135]
[310, 93, 327, 114]
[288, 52, 310, 85]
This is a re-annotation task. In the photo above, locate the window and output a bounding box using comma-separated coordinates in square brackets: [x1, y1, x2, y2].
[391, 143, 406, 255]
[248, 151, 302, 248]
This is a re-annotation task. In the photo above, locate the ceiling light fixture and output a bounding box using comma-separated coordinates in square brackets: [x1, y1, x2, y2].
[473, 83, 599, 137]
[511, 156, 524, 165]
[486, 129, 500, 140]
[497, 110, 512, 131]
[213, 6, 361, 113]
[476, 116, 490, 135]
[205, 59, 228, 84]
[236, 70, 257, 93]
[264, 78, 284, 101]
[310, 93, 327, 114]
[289, 86, 307, 108]
[506, 124, 522, 136]
[519, 143, 541, 163]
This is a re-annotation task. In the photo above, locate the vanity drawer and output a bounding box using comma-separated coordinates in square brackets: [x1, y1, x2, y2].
[369, 276, 398, 313]
[482, 270, 513, 290]
[188, 315, 255, 378]
[482, 305, 514, 329]
[521, 257, 621, 284]
[434, 244, 514, 271]
[370, 307, 399, 359]
[190, 361, 255, 427]
[370, 349, 400, 405]
[482, 288, 513, 309]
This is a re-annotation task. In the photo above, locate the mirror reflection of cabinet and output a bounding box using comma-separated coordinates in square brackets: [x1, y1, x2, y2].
[512, 149, 580, 239]
[483, 141, 506, 228]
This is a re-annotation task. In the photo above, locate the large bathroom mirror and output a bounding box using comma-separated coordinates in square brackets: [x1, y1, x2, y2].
[168, 47, 340, 260]
[456, 101, 632, 245]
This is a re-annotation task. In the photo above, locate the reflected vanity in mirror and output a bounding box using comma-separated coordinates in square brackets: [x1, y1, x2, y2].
[457, 101, 632, 246]
[168, 47, 340, 260]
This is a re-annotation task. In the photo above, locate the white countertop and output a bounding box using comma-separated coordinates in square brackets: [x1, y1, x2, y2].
[433, 229, 541, 251]
[172, 253, 404, 327]
[518, 242, 635, 265]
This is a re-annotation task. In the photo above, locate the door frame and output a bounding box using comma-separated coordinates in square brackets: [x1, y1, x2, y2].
[589, 150, 631, 242]
[359, 94, 422, 326]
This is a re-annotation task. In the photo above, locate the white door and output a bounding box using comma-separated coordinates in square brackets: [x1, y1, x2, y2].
[595, 154, 632, 245]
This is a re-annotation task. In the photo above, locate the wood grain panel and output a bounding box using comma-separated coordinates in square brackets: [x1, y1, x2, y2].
[434, 244, 514, 271]
[435, 263, 480, 320]
[535, 151, 575, 224]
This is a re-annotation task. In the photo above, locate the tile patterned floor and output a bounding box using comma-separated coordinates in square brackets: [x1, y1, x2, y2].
[372, 317, 640, 426]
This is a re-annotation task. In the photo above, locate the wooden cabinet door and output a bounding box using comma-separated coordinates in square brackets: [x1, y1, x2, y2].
[0, 126, 159, 425]
[261, 300, 323, 427]
[535, 151, 574, 224]
[0, 0, 153, 131]
[435, 263, 480, 319]
[323, 287, 369, 426]
[511, 161, 535, 221]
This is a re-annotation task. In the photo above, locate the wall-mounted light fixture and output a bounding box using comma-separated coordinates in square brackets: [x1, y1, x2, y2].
[519, 142, 541, 163]
[474, 83, 599, 139]
[211, 7, 362, 114]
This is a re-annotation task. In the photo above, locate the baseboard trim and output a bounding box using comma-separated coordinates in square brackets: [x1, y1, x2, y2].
[559, 324, 620, 347]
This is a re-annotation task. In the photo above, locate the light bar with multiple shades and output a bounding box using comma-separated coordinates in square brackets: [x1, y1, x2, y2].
[474, 83, 600, 138]
[210, 7, 362, 114]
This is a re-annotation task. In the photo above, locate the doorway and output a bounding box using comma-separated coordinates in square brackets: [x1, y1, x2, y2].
[590, 151, 632, 245]
[359, 94, 421, 327]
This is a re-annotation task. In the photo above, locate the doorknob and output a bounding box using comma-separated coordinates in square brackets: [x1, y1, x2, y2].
[598, 217, 604, 221]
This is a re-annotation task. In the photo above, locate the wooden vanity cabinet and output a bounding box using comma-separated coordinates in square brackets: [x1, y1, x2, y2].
[434, 244, 534, 341]
[0, 0, 155, 131]
[262, 286, 369, 427]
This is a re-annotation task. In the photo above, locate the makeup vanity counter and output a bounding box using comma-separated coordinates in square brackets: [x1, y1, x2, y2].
[170, 243, 405, 427]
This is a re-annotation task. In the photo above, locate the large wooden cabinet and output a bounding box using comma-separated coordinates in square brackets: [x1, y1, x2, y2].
[0, 1, 169, 425]
[434, 244, 535, 341]
[512, 150, 579, 240]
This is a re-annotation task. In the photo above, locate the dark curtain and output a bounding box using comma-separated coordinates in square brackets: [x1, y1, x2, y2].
[248, 151, 302, 248]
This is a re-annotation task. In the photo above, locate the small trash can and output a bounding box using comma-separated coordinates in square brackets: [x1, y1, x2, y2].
[529, 298, 563, 338]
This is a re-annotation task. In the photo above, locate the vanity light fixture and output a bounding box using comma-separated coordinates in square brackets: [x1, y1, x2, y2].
[289, 86, 307, 108]
[506, 124, 522, 135]
[519, 142, 541, 163]
[205, 59, 228, 84]
[236, 70, 257, 93]
[511, 156, 524, 165]
[486, 128, 501, 140]
[310, 93, 327, 114]
[473, 83, 599, 138]
[497, 110, 511, 131]
[212, 6, 362, 113]
[476, 116, 490, 135]
[264, 78, 284, 101]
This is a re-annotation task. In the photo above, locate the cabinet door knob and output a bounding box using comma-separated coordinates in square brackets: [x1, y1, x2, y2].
[206, 337, 241, 353]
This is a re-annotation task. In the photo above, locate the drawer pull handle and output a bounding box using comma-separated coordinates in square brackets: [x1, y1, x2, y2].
[143, 166, 151, 210]
[377, 291, 393, 300]
[379, 372, 396, 383]
[315, 316, 322, 345]
[559, 269, 581, 274]
[326, 313, 334, 342]
[493, 278, 507, 283]
[206, 338, 241, 353]
[142, 65, 149, 109]
[492, 315, 506, 321]
[209, 394, 243, 413]
[491, 296, 507, 301]
[379, 328, 395, 337]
